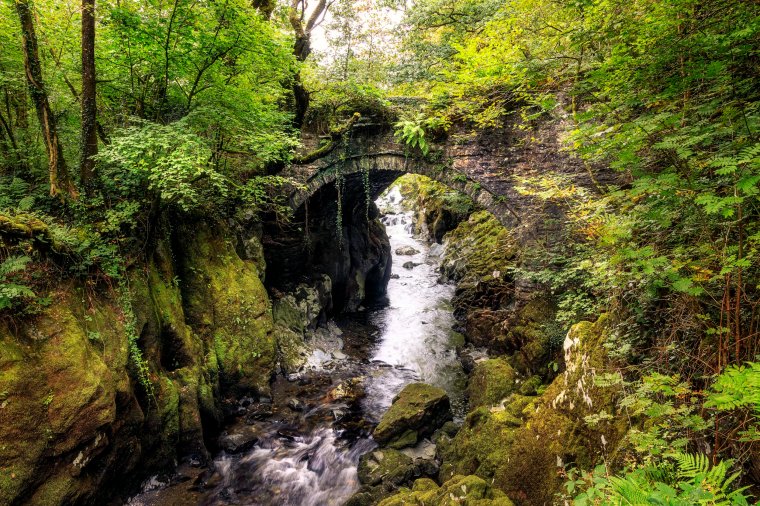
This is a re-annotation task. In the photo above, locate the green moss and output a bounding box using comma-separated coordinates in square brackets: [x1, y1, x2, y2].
[387, 429, 418, 449]
[441, 210, 516, 281]
[373, 383, 450, 445]
[179, 222, 277, 395]
[379, 474, 515, 506]
[440, 316, 626, 505]
[518, 375, 543, 396]
[467, 358, 517, 409]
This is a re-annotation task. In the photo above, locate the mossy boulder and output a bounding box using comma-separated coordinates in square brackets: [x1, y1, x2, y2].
[440, 210, 516, 282]
[357, 449, 416, 486]
[440, 316, 626, 505]
[467, 358, 518, 409]
[378, 475, 515, 506]
[373, 383, 452, 447]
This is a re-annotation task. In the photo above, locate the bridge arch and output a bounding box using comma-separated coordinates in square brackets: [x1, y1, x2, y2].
[288, 149, 522, 230]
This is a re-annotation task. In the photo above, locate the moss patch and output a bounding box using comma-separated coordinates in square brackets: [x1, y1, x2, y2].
[467, 358, 517, 409]
[178, 221, 276, 396]
[379, 474, 515, 506]
[373, 383, 452, 445]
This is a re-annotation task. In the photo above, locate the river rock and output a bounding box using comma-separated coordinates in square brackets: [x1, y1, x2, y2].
[357, 449, 416, 486]
[402, 261, 420, 270]
[373, 383, 452, 447]
[218, 425, 261, 454]
[395, 246, 420, 256]
[326, 378, 366, 404]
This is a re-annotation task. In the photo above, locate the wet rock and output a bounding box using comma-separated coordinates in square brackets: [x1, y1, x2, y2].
[400, 439, 437, 462]
[395, 246, 420, 256]
[286, 398, 305, 412]
[244, 402, 273, 422]
[402, 261, 420, 270]
[458, 348, 479, 374]
[325, 378, 366, 404]
[358, 449, 415, 486]
[390, 274, 400, 279]
[428, 243, 444, 258]
[218, 426, 261, 454]
[373, 383, 452, 446]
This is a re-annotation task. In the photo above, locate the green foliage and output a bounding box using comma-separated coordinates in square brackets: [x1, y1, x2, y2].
[706, 363, 760, 414]
[567, 453, 751, 506]
[118, 281, 154, 402]
[0, 256, 35, 311]
[394, 114, 431, 155]
[96, 120, 227, 212]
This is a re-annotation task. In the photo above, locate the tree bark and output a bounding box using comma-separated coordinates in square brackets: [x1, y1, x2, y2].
[80, 0, 97, 193]
[15, 0, 77, 198]
[288, 0, 330, 128]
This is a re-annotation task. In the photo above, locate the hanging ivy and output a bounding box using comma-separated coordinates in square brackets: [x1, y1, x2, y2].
[335, 174, 344, 249]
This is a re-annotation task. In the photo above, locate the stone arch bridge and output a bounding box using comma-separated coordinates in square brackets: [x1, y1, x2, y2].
[283, 124, 530, 229]
[265, 116, 605, 311]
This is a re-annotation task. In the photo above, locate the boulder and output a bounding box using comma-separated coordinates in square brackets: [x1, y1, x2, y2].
[357, 449, 416, 487]
[325, 378, 366, 404]
[467, 358, 517, 409]
[378, 475, 514, 506]
[395, 246, 420, 256]
[218, 425, 261, 454]
[373, 383, 452, 446]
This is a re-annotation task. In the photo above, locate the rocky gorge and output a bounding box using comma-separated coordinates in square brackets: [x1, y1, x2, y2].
[0, 128, 619, 506]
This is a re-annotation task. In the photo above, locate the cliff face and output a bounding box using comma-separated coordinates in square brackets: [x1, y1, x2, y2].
[0, 219, 277, 505]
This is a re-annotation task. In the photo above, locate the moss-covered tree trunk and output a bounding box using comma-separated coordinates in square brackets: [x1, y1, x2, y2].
[15, 0, 77, 198]
[80, 0, 97, 193]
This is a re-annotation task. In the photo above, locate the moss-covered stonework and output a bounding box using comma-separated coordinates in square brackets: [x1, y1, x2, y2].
[440, 316, 625, 505]
[378, 475, 515, 506]
[0, 220, 278, 505]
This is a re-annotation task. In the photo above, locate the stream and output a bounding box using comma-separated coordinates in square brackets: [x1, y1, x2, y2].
[126, 187, 466, 506]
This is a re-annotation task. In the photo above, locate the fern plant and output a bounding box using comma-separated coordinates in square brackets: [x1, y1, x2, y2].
[0, 256, 35, 311]
[570, 453, 751, 505]
[394, 114, 431, 155]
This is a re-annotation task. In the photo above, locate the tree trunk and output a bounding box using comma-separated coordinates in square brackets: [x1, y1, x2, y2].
[15, 0, 76, 198]
[80, 0, 97, 193]
[288, 0, 329, 129]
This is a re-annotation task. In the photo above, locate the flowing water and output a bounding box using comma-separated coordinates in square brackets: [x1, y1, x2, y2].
[126, 187, 465, 506]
